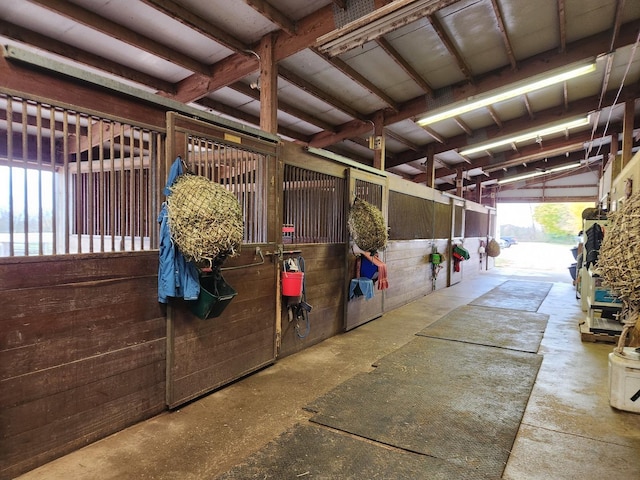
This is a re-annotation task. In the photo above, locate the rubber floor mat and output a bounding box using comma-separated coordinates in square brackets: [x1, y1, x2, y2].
[416, 305, 548, 353]
[469, 280, 552, 312]
[305, 337, 542, 479]
[215, 423, 494, 480]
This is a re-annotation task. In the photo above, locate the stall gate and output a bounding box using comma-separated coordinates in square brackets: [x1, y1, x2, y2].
[345, 168, 388, 331]
[164, 112, 280, 408]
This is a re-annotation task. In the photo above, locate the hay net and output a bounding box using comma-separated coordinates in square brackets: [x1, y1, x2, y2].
[598, 193, 640, 306]
[348, 197, 387, 254]
[166, 174, 243, 266]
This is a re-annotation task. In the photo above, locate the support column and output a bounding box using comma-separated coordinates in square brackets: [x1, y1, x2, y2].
[424, 143, 435, 188]
[622, 99, 634, 169]
[455, 168, 464, 197]
[372, 110, 385, 171]
[259, 33, 278, 134]
[475, 176, 483, 203]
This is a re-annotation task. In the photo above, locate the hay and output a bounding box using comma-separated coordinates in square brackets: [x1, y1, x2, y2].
[348, 198, 387, 253]
[598, 193, 640, 305]
[486, 238, 501, 257]
[167, 174, 243, 265]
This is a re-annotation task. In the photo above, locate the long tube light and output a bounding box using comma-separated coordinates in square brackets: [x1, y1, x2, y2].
[459, 115, 591, 156]
[417, 60, 596, 126]
[497, 162, 582, 185]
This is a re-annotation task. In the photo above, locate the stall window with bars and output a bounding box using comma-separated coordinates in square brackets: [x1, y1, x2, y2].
[183, 135, 269, 244]
[0, 93, 161, 256]
[283, 165, 346, 244]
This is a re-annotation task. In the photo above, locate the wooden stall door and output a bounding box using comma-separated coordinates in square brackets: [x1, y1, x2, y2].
[449, 199, 464, 286]
[345, 168, 389, 331]
[165, 113, 279, 408]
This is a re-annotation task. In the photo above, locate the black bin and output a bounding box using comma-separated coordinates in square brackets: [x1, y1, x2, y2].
[189, 274, 237, 319]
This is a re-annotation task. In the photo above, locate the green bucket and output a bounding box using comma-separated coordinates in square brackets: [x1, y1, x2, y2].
[189, 274, 237, 319]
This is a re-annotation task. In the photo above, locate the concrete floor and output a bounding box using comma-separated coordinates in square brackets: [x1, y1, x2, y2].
[17, 267, 640, 479]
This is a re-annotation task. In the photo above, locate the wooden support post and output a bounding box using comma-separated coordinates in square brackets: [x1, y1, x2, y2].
[424, 143, 435, 188]
[622, 99, 634, 169]
[372, 110, 385, 171]
[455, 168, 464, 197]
[259, 33, 278, 135]
[475, 176, 483, 203]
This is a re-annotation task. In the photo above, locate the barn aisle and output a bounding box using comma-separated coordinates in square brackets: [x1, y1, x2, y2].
[16, 268, 640, 480]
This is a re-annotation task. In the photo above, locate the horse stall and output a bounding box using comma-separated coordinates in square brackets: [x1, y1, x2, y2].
[1, 57, 494, 478]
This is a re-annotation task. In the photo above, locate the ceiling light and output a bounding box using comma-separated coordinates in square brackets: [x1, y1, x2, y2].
[497, 162, 581, 185]
[459, 116, 591, 156]
[417, 61, 596, 126]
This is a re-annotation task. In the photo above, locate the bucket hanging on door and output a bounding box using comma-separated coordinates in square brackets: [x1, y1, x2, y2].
[282, 270, 304, 296]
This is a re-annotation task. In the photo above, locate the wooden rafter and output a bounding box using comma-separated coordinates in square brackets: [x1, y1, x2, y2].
[489, 0, 517, 70]
[375, 37, 433, 95]
[278, 66, 367, 121]
[0, 22, 175, 94]
[139, 0, 249, 53]
[245, 0, 297, 36]
[311, 48, 399, 111]
[229, 82, 336, 132]
[428, 13, 473, 82]
[27, 0, 211, 76]
[487, 106, 503, 128]
[557, 0, 567, 53]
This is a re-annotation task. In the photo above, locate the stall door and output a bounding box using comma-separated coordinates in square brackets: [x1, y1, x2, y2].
[165, 112, 279, 408]
[449, 199, 465, 286]
[345, 169, 388, 331]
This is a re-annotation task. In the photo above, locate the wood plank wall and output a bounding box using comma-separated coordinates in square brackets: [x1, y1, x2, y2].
[0, 252, 165, 479]
[279, 244, 346, 357]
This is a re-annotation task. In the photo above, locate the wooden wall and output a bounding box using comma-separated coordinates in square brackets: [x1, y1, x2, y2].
[0, 252, 166, 479]
[279, 244, 346, 357]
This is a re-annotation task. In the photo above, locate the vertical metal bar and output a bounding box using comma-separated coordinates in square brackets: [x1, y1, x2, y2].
[119, 124, 125, 251]
[129, 126, 135, 251]
[62, 110, 70, 254]
[21, 100, 29, 255]
[6, 96, 15, 256]
[140, 129, 147, 250]
[36, 103, 43, 255]
[75, 112, 82, 253]
[87, 118, 94, 253]
[109, 121, 116, 252]
[50, 105, 57, 255]
[98, 118, 105, 252]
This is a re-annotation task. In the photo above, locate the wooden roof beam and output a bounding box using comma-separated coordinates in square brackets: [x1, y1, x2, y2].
[140, 0, 249, 53]
[27, 0, 211, 76]
[311, 48, 400, 111]
[557, 0, 567, 53]
[0, 22, 175, 94]
[428, 13, 473, 82]
[245, 0, 297, 36]
[279, 66, 368, 121]
[375, 37, 434, 95]
[490, 0, 517, 70]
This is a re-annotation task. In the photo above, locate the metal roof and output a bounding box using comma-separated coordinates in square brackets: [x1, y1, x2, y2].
[1, 0, 639, 202]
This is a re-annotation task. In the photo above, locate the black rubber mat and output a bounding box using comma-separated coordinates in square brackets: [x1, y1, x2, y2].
[215, 423, 493, 479]
[305, 337, 542, 479]
[469, 280, 552, 312]
[416, 305, 548, 353]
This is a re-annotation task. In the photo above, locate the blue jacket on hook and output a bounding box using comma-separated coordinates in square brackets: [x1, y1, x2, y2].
[158, 157, 200, 303]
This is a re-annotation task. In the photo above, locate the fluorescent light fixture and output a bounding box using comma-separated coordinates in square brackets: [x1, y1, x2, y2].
[459, 115, 591, 156]
[497, 162, 581, 185]
[417, 61, 596, 126]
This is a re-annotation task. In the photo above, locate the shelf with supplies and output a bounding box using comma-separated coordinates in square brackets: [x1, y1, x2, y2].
[579, 267, 624, 343]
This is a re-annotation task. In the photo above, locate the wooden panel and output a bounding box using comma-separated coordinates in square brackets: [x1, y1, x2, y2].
[279, 244, 346, 358]
[384, 240, 433, 311]
[167, 246, 278, 408]
[0, 252, 166, 479]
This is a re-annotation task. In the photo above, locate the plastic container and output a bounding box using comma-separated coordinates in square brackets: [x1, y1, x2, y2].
[608, 348, 640, 413]
[282, 271, 304, 296]
[190, 274, 237, 319]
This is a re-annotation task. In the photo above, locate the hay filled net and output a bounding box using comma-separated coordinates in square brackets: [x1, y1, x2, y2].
[598, 193, 640, 349]
[348, 198, 387, 253]
[167, 174, 243, 265]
